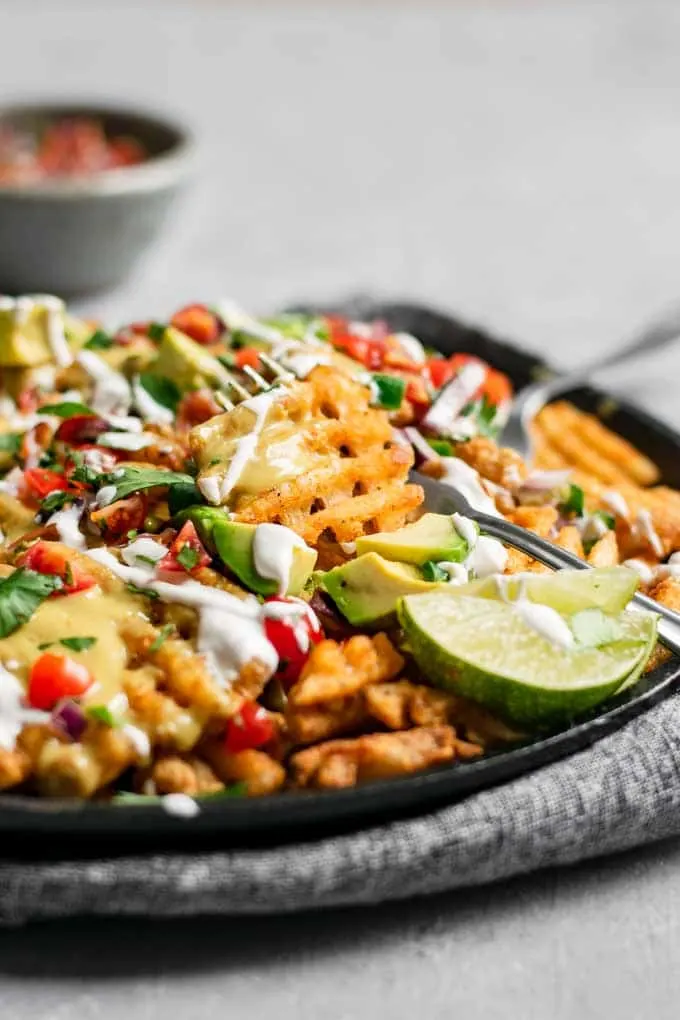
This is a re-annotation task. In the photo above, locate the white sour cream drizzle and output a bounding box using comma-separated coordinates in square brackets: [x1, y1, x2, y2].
[83, 547, 278, 683]
[575, 514, 610, 546]
[0, 466, 23, 496]
[633, 508, 664, 558]
[213, 299, 285, 345]
[422, 362, 487, 436]
[47, 503, 86, 550]
[0, 664, 50, 751]
[282, 351, 331, 379]
[252, 523, 310, 595]
[439, 458, 501, 517]
[162, 792, 200, 818]
[622, 558, 656, 586]
[98, 432, 155, 452]
[122, 723, 151, 760]
[601, 490, 630, 520]
[76, 350, 132, 417]
[198, 388, 281, 505]
[132, 376, 174, 425]
[0, 294, 72, 367]
[495, 576, 574, 651]
[438, 514, 507, 585]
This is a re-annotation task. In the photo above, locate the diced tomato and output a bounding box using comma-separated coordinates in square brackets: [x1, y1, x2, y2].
[426, 358, 455, 390]
[28, 653, 94, 710]
[158, 521, 211, 574]
[263, 596, 324, 687]
[171, 304, 222, 345]
[20, 541, 96, 595]
[20, 468, 70, 502]
[382, 349, 423, 373]
[482, 368, 512, 407]
[326, 316, 386, 369]
[224, 701, 275, 754]
[176, 389, 223, 429]
[108, 136, 146, 169]
[90, 494, 148, 537]
[54, 414, 108, 446]
[234, 347, 261, 371]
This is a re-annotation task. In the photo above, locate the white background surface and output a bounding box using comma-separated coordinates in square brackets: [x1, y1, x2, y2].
[3, 0, 680, 1016]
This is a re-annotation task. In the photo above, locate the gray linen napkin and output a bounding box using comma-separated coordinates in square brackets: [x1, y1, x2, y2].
[1, 688, 679, 926]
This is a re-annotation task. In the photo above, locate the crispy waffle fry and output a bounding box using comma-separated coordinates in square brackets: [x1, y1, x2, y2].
[288, 633, 404, 708]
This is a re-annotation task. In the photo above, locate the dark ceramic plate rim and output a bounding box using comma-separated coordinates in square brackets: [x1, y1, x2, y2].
[1, 298, 678, 850]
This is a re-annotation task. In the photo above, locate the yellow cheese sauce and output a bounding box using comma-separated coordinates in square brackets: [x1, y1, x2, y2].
[0, 585, 146, 703]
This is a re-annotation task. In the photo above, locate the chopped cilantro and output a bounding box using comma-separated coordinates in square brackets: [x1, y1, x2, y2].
[87, 704, 119, 727]
[127, 530, 139, 541]
[70, 463, 100, 488]
[427, 438, 453, 457]
[149, 623, 175, 652]
[570, 608, 623, 648]
[176, 544, 200, 572]
[38, 490, 77, 516]
[84, 329, 114, 350]
[60, 636, 96, 652]
[147, 322, 167, 342]
[126, 582, 159, 599]
[421, 561, 449, 583]
[0, 433, 21, 456]
[369, 374, 406, 411]
[135, 554, 158, 566]
[560, 483, 585, 517]
[99, 466, 195, 503]
[137, 373, 181, 412]
[0, 569, 62, 638]
[594, 510, 616, 531]
[113, 782, 247, 805]
[45, 401, 97, 418]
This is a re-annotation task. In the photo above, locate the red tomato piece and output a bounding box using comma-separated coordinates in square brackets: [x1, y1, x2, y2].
[426, 358, 455, 390]
[171, 304, 222, 345]
[404, 376, 431, 406]
[158, 521, 211, 574]
[28, 653, 94, 710]
[20, 468, 70, 501]
[224, 701, 275, 754]
[234, 347, 261, 370]
[54, 414, 108, 446]
[176, 389, 222, 429]
[20, 541, 96, 595]
[482, 368, 512, 407]
[263, 596, 324, 687]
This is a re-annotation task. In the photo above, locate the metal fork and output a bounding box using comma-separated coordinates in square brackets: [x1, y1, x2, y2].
[500, 311, 680, 462]
[414, 472, 680, 655]
[212, 352, 295, 410]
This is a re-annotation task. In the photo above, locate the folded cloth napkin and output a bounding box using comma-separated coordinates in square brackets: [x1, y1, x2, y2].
[1, 690, 679, 926]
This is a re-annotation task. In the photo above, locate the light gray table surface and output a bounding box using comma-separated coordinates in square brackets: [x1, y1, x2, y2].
[3, 0, 680, 1016]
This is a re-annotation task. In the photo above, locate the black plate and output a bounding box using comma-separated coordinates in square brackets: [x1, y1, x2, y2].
[1, 299, 679, 856]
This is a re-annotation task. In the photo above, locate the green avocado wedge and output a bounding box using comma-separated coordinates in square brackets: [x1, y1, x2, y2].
[322, 552, 446, 626]
[354, 513, 472, 566]
[398, 590, 657, 729]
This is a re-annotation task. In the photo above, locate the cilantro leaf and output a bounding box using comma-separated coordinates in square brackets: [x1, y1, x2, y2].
[59, 636, 97, 652]
[38, 490, 78, 516]
[421, 561, 449, 582]
[0, 433, 21, 456]
[84, 329, 114, 351]
[45, 401, 97, 418]
[87, 704, 119, 727]
[137, 373, 181, 412]
[126, 582, 159, 600]
[426, 438, 453, 457]
[560, 483, 585, 516]
[569, 608, 623, 648]
[147, 322, 167, 341]
[0, 569, 62, 638]
[594, 510, 616, 531]
[97, 466, 195, 502]
[176, 544, 200, 572]
[149, 623, 175, 652]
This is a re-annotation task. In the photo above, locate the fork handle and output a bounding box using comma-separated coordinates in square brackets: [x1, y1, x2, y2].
[475, 511, 680, 656]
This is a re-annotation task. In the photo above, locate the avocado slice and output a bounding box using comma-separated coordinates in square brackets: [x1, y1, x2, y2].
[152, 327, 231, 390]
[180, 508, 316, 596]
[322, 552, 445, 626]
[0, 300, 60, 367]
[354, 513, 473, 566]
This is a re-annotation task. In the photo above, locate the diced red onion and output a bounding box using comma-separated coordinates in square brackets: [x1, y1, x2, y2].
[52, 699, 87, 742]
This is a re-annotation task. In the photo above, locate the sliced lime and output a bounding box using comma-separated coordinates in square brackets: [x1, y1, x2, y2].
[398, 591, 657, 728]
[452, 566, 638, 616]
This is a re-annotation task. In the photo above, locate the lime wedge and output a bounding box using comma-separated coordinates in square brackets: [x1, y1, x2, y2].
[451, 566, 638, 616]
[398, 592, 657, 728]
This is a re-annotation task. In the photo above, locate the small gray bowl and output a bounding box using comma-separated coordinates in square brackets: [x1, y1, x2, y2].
[0, 102, 194, 296]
